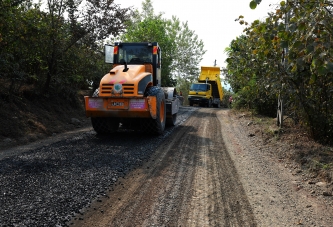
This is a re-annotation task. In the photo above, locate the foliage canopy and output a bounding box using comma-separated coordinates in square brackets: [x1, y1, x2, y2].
[0, 0, 130, 98]
[121, 0, 205, 88]
[226, 0, 333, 144]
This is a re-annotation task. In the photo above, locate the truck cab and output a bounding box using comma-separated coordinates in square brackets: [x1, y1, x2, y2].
[188, 83, 213, 107]
[188, 66, 223, 108]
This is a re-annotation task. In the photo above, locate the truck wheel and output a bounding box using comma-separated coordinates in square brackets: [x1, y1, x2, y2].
[143, 86, 166, 135]
[207, 99, 212, 108]
[166, 113, 177, 126]
[91, 117, 119, 134]
[189, 101, 193, 106]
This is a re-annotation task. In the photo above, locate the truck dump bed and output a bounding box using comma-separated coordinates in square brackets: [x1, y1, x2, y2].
[199, 66, 221, 81]
[198, 66, 223, 101]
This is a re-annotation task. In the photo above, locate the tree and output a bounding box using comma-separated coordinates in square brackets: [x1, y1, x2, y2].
[42, 0, 131, 92]
[121, 0, 205, 87]
[0, 0, 43, 94]
[250, 0, 262, 9]
[223, 33, 277, 115]
[170, 17, 205, 84]
[0, 0, 131, 97]
[228, 0, 333, 143]
[121, 0, 176, 86]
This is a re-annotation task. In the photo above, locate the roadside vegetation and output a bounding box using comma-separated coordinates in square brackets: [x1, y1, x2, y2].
[0, 0, 204, 142]
[224, 1, 333, 145]
[0, 0, 204, 98]
[1, 0, 332, 178]
[0, 0, 129, 99]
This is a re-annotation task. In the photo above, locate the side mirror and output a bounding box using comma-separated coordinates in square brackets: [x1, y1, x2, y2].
[105, 45, 114, 64]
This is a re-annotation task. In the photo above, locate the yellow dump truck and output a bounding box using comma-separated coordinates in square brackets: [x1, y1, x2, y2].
[188, 66, 224, 107]
[84, 42, 180, 135]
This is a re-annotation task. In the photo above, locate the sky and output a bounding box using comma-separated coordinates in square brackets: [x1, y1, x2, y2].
[114, 0, 280, 69]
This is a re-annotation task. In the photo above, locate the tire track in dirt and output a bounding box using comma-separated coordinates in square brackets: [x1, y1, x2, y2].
[72, 108, 256, 227]
[186, 109, 256, 227]
[217, 109, 333, 226]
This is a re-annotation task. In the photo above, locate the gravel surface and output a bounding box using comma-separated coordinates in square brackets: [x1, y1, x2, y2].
[1, 107, 333, 227]
[0, 107, 195, 227]
[220, 110, 333, 227]
[70, 108, 257, 227]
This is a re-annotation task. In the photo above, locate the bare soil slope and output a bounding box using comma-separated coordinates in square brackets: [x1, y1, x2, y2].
[0, 90, 91, 149]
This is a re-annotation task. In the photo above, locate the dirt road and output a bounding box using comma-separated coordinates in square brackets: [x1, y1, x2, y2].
[70, 108, 256, 226]
[70, 108, 333, 227]
[1, 107, 332, 226]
